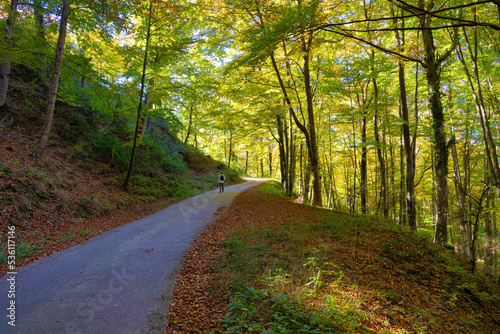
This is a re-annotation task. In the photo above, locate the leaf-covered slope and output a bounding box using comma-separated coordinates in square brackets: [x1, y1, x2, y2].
[166, 182, 500, 333]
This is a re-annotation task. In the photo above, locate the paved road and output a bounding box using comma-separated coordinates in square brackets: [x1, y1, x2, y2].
[0, 178, 264, 334]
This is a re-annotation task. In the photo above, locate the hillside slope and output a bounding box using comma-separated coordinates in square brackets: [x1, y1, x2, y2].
[166, 182, 500, 333]
[0, 66, 240, 276]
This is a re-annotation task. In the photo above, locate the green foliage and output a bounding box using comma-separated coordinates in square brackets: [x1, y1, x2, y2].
[0, 241, 37, 264]
[222, 286, 341, 334]
[89, 131, 131, 168]
[257, 181, 289, 199]
[60, 234, 75, 243]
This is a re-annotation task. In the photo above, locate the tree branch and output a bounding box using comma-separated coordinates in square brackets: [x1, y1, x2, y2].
[322, 27, 424, 65]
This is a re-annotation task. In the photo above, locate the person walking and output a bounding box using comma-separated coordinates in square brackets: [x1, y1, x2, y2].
[219, 171, 225, 193]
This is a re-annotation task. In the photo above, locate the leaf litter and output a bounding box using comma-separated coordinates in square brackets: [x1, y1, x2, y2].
[165, 186, 499, 334]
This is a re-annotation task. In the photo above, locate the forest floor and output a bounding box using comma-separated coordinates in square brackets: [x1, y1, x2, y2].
[166, 182, 500, 334]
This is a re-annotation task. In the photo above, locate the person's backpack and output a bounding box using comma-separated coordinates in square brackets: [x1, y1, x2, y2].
[219, 174, 224, 181]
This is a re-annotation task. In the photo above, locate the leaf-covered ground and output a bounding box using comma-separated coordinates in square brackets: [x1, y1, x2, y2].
[166, 183, 500, 333]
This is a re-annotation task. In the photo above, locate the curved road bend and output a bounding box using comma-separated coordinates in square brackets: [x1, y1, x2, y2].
[0, 177, 265, 334]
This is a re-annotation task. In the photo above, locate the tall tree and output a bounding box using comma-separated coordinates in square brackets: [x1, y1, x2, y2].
[32, 0, 70, 160]
[123, 0, 153, 191]
[391, 4, 418, 230]
[416, 0, 455, 244]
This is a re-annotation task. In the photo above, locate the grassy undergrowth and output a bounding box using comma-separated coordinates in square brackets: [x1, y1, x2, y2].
[212, 182, 499, 334]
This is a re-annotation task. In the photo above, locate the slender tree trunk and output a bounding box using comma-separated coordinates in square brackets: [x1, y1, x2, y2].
[123, 0, 153, 191]
[299, 143, 303, 195]
[492, 202, 498, 281]
[32, 0, 70, 160]
[484, 176, 493, 273]
[287, 111, 295, 195]
[399, 131, 406, 225]
[450, 135, 471, 259]
[289, 137, 296, 195]
[260, 157, 264, 178]
[351, 113, 358, 214]
[276, 113, 288, 186]
[303, 154, 311, 204]
[372, 77, 388, 217]
[245, 151, 249, 175]
[392, 5, 417, 230]
[268, 145, 273, 177]
[360, 111, 368, 214]
[419, 4, 449, 244]
[400, 60, 418, 230]
[228, 130, 233, 169]
[0, 0, 19, 107]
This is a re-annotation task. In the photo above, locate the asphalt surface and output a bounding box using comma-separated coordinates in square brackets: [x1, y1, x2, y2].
[0, 178, 264, 334]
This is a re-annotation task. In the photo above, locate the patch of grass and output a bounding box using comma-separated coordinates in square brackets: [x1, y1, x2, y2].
[82, 228, 94, 236]
[60, 234, 75, 243]
[222, 286, 342, 334]
[257, 181, 289, 199]
[0, 241, 38, 264]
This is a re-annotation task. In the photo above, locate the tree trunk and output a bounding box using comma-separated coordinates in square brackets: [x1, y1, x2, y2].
[399, 132, 406, 225]
[303, 153, 311, 204]
[287, 111, 295, 195]
[450, 135, 471, 259]
[228, 130, 233, 169]
[32, 0, 70, 160]
[299, 143, 303, 195]
[401, 61, 418, 230]
[289, 137, 296, 196]
[245, 151, 249, 175]
[372, 76, 387, 217]
[260, 157, 264, 178]
[268, 146, 273, 177]
[419, 4, 449, 244]
[492, 203, 498, 281]
[351, 112, 358, 214]
[301, 32, 322, 207]
[0, 0, 19, 107]
[276, 113, 288, 186]
[360, 111, 368, 214]
[392, 4, 417, 230]
[123, 0, 153, 191]
[484, 179, 494, 273]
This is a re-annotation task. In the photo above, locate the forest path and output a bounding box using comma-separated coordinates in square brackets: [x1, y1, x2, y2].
[0, 178, 265, 334]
